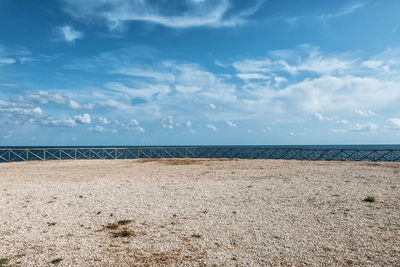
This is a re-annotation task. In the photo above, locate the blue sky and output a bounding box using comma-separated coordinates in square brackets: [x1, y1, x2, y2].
[1, 0, 400, 146]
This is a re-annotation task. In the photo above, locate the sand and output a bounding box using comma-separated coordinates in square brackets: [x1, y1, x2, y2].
[0, 158, 399, 266]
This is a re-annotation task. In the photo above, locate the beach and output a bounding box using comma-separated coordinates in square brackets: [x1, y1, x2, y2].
[0, 158, 399, 266]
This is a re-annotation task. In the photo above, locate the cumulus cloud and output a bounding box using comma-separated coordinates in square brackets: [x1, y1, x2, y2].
[354, 109, 376, 117]
[314, 112, 335, 121]
[43, 118, 76, 127]
[59, 25, 83, 42]
[226, 120, 237, 127]
[23, 91, 93, 110]
[62, 0, 263, 30]
[88, 125, 106, 133]
[387, 118, 400, 129]
[74, 113, 91, 124]
[206, 123, 218, 132]
[349, 123, 378, 132]
[98, 116, 111, 124]
[135, 126, 145, 133]
[336, 120, 349, 125]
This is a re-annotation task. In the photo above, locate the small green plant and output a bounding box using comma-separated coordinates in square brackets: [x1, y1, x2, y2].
[0, 258, 9, 267]
[50, 258, 63, 264]
[364, 196, 376, 202]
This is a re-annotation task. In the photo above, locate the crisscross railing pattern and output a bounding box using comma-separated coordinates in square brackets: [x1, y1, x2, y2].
[0, 147, 399, 163]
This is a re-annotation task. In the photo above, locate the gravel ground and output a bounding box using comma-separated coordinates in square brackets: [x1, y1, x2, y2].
[0, 158, 399, 266]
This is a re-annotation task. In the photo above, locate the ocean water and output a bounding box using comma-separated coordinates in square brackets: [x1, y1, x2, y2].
[1, 145, 400, 162]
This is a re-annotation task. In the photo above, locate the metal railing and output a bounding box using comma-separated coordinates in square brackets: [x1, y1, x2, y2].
[0, 147, 400, 163]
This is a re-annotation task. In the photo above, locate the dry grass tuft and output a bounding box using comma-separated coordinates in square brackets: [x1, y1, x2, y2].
[117, 219, 132, 225]
[112, 228, 135, 238]
[105, 223, 119, 230]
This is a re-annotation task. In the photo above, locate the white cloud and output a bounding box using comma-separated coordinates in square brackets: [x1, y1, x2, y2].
[362, 60, 384, 69]
[233, 59, 272, 73]
[41, 118, 77, 128]
[98, 116, 111, 124]
[129, 119, 138, 126]
[113, 67, 175, 82]
[314, 112, 335, 121]
[387, 118, 400, 129]
[330, 128, 346, 133]
[354, 109, 376, 117]
[88, 125, 106, 133]
[289, 132, 296, 136]
[33, 107, 43, 115]
[69, 100, 94, 110]
[175, 85, 202, 94]
[262, 127, 271, 132]
[206, 123, 218, 132]
[237, 73, 270, 80]
[232, 48, 353, 76]
[59, 25, 83, 42]
[2, 131, 13, 139]
[74, 113, 91, 124]
[63, 0, 263, 30]
[336, 120, 349, 125]
[0, 58, 16, 65]
[349, 123, 378, 132]
[23, 91, 93, 110]
[186, 120, 192, 127]
[135, 126, 145, 133]
[321, 2, 366, 20]
[226, 120, 237, 127]
[209, 103, 217, 110]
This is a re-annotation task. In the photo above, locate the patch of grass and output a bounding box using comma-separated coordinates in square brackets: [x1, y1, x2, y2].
[364, 196, 376, 202]
[50, 258, 63, 264]
[15, 254, 25, 258]
[47, 222, 56, 226]
[117, 219, 132, 225]
[112, 228, 135, 238]
[191, 233, 202, 238]
[0, 258, 9, 267]
[105, 223, 119, 230]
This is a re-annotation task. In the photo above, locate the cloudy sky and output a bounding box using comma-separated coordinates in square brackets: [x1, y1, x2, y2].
[1, 0, 400, 146]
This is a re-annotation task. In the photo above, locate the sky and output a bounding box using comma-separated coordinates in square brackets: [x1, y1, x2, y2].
[1, 0, 400, 146]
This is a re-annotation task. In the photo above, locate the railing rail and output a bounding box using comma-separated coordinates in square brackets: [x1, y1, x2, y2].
[0, 147, 399, 163]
